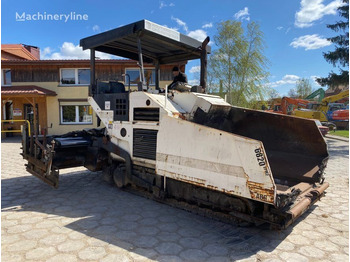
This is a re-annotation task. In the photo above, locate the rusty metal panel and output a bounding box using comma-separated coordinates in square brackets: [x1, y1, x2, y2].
[247, 181, 274, 203]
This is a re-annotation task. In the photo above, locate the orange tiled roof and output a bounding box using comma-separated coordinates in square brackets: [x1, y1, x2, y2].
[1, 44, 39, 60]
[1, 58, 134, 64]
[1, 85, 57, 96]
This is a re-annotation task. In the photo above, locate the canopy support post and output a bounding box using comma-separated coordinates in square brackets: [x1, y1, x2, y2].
[90, 48, 96, 96]
[137, 36, 147, 91]
[200, 37, 210, 92]
[155, 60, 160, 90]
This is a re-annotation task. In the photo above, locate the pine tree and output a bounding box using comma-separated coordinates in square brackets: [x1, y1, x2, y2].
[316, 0, 349, 87]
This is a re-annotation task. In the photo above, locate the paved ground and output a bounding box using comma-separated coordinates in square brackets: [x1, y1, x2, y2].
[1, 137, 349, 262]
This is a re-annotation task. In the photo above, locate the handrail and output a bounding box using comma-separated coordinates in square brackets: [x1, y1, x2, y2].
[1, 120, 31, 136]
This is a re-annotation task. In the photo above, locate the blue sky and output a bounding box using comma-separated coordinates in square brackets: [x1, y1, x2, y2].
[2, 0, 346, 96]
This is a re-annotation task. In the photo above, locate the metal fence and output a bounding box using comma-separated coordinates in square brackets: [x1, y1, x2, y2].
[1, 120, 31, 136]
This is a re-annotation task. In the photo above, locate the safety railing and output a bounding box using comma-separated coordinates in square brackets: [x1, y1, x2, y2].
[1, 120, 31, 136]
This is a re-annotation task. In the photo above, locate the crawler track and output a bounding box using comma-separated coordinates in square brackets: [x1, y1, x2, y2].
[124, 185, 279, 229]
[110, 164, 290, 230]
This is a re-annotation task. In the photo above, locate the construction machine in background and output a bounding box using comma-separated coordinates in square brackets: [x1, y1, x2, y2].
[330, 105, 349, 130]
[21, 20, 329, 230]
[293, 89, 349, 129]
[267, 98, 282, 113]
[332, 104, 349, 120]
[280, 97, 309, 115]
[304, 88, 347, 129]
[305, 88, 325, 102]
[326, 103, 346, 120]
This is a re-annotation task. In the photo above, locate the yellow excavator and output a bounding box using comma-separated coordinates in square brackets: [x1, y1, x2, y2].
[292, 89, 349, 123]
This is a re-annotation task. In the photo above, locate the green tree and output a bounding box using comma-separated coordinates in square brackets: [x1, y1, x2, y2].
[219, 80, 224, 98]
[268, 88, 280, 99]
[316, 0, 349, 87]
[295, 78, 313, 98]
[209, 20, 270, 107]
[206, 59, 218, 94]
[287, 88, 298, 98]
[287, 78, 313, 98]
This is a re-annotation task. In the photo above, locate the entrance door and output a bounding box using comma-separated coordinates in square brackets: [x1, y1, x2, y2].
[4, 101, 13, 120]
[24, 104, 39, 134]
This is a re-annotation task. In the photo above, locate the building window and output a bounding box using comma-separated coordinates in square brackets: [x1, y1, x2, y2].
[3, 101, 13, 120]
[2, 69, 11, 86]
[60, 103, 93, 124]
[125, 68, 155, 86]
[60, 68, 90, 85]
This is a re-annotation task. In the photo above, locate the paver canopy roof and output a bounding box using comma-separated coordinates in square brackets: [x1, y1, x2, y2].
[80, 20, 211, 64]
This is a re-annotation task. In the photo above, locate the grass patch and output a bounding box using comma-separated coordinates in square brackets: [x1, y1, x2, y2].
[330, 130, 349, 138]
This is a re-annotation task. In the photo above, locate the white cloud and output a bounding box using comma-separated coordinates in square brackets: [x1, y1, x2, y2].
[171, 16, 188, 32]
[41, 42, 113, 60]
[290, 34, 331, 50]
[189, 66, 200, 73]
[160, 1, 175, 8]
[187, 29, 207, 42]
[171, 16, 209, 42]
[234, 7, 250, 21]
[188, 79, 199, 86]
[92, 25, 100, 32]
[202, 23, 213, 29]
[269, 74, 300, 87]
[159, 1, 166, 9]
[41, 47, 52, 57]
[277, 26, 291, 34]
[295, 0, 342, 28]
[310, 75, 322, 86]
[283, 75, 300, 81]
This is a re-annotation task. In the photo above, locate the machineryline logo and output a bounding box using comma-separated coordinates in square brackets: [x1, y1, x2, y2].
[15, 12, 88, 22]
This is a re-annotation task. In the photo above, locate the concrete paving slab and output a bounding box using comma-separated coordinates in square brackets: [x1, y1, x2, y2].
[1, 137, 348, 261]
